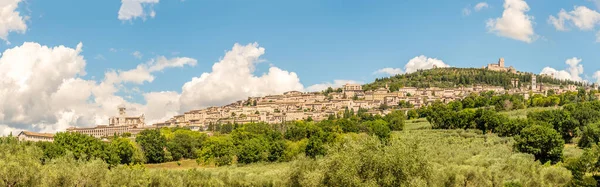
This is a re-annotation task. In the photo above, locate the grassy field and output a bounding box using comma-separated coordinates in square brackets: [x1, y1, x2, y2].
[405, 118, 432, 130]
[145, 159, 205, 170]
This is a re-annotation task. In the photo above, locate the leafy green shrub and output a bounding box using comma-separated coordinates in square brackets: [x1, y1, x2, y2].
[514, 125, 564, 164]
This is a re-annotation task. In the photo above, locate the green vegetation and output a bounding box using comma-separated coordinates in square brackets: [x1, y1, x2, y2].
[5, 88, 600, 186]
[363, 67, 586, 90]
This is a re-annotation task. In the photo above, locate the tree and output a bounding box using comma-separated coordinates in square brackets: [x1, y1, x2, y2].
[236, 138, 269, 164]
[166, 129, 207, 160]
[268, 140, 286, 162]
[220, 123, 234, 134]
[514, 125, 564, 164]
[136, 129, 167, 164]
[384, 110, 405, 131]
[565, 144, 600, 186]
[378, 103, 389, 111]
[365, 119, 391, 141]
[475, 109, 505, 133]
[305, 135, 326, 159]
[54, 132, 119, 166]
[578, 122, 600, 148]
[110, 137, 143, 165]
[407, 110, 419, 120]
[197, 136, 234, 166]
[494, 118, 528, 137]
[0, 139, 42, 187]
[36, 141, 65, 164]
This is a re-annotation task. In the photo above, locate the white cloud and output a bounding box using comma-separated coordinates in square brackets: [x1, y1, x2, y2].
[0, 42, 198, 135]
[549, 6, 600, 31]
[0, 42, 87, 131]
[106, 56, 197, 85]
[0, 42, 363, 135]
[463, 2, 489, 16]
[143, 91, 181, 123]
[118, 0, 159, 21]
[374, 68, 403, 76]
[109, 48, 117, 52]
[0, 0, 27, 43]
[474, 2, 489, 11]
[540, 57, 585, 82]
[405, 55, 449, 74]
[0, 124, 23, 137]
[147, 56, 197, 72]
[374, 55, 449, 77]
[179, 43, 304, 111]
[305, 80, 363, 92]
[132, 51, 143, 59]
[486, 0, 536, 43]
[593, 71, 600, 83]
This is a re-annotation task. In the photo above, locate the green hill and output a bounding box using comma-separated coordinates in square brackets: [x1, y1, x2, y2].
[363, 67, 586, 91]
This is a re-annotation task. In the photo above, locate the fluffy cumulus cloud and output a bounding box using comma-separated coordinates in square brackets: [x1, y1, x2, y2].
[374, 55, 449, 77]
[118, 0, 159, 21]
[179, 43, 305, 111]
[549, 6, 600, 31]
[305, 80, 363, 92]
[374, 68, 403, 76]
[0, 42, 359, 135]
[0, 0, 27, 43]
[549, 6, 600, 42]
[486, 0, 536, 43]
[405, 55, 449, 74]
[594, 71, 600, 83]
[143, 91, 181, 123]
[0, 42, 197, 135]
[540, 57, 585, 82]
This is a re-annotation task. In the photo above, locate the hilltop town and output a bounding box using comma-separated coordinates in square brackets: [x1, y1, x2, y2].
[17, 58, 599, 141]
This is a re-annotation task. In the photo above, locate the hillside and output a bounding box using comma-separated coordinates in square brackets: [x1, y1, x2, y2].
[363, 67, 586, 91]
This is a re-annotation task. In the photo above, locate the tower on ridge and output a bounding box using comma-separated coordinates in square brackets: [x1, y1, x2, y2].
[118, 105, 126, 116]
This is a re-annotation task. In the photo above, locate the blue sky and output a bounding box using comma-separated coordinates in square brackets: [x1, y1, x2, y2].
[7, 0, 600, 91]
[2, 0, 600, 133]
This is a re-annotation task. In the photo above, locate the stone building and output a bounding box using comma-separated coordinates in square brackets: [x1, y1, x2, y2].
[531, 74, 537, 91]
[67, 106, 153, 138]
[343, 83, 363, 97]
[484, 58, 516, 73]
[17, 131, 54, 142]
[109, 105, 145, 127]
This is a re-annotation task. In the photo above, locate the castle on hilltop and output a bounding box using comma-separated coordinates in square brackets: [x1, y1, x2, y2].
[483, 58, 516, 73]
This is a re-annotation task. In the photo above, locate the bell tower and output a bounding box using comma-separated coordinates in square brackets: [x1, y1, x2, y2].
[118, 105, 126, 116]
[499, 58, 505, 68]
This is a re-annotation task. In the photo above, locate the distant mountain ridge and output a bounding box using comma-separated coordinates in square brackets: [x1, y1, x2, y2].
[363, 67, 587, 91]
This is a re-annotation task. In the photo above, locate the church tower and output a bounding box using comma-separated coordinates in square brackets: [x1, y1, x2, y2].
[531, 74, 537, 91]
[498, 58, 505, 68]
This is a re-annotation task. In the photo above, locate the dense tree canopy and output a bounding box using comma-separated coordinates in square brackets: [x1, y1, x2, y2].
[514, 125, 564, 164]
[364, 68, 586, 90]
[136, 129, 167, 164]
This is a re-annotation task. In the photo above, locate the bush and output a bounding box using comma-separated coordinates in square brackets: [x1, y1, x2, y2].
[136, 129, 167, 164]
[514, 125, 564, 164]
[578, 122, 600, 148]
[197, 136, 235, 166]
